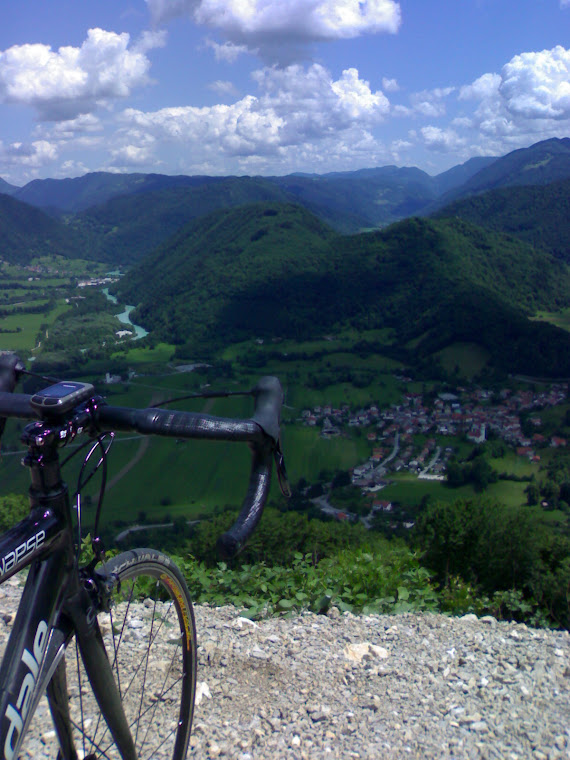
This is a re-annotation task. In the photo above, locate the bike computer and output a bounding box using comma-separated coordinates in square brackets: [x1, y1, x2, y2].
[30, 381, 95, 416]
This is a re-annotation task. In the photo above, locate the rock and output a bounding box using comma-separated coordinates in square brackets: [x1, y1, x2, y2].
[1, 594, 568, 760]
[195, 681, 212, 705]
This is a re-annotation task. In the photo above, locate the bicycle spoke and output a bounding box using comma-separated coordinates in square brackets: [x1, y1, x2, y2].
[21, 551, 196, 760]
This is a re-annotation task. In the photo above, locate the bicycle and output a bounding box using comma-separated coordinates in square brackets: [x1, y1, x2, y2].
[0, 353, 289, 759]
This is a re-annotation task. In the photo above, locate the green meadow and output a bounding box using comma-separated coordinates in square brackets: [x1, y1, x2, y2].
[0, 301, 71, 352]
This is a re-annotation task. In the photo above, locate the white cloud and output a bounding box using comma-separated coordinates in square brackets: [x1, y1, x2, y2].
[204, 39, 251, 62]
[146, 0, 401, 62]
[36, 114, 104, 141]
[120, 63, 390, 169]
[451, 116, 473, 129]
[208, 80, 241, 97]
[419, 126, 465, 152]
[459, 72, 501, 102]
[561, 0, 569, 7]
[331, 68, 390, 118]
[0, 139, 58, 168]
[499, 46, 570, 120]
[410, 86, 455, 118]
[110, 144, 157, 166]
[382, 77, 399, 92]
[56, 159, 90, 178]
[454, 46, 570, 153]
[0, 28, 163, 121]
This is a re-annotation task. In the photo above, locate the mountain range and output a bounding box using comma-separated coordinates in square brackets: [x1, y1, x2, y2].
[2, 137, 570, 377]
[1, 137, 569, 266]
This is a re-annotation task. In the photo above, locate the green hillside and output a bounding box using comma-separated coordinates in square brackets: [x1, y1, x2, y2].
[0, 193, 83, 264]
[433, 137, 570, 209]
[70, 177, 292, 264]
[9, 154, 497, 262]
[114, 202, 336, 349]
[434, 177, 570, 260]
[114, 202, 570, 376]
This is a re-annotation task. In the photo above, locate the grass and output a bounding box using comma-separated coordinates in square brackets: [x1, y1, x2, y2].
[380, 473, 474, 507]
[221, 329, 397, 362]
[284, 427, 369, 483]
[437, 342, 490, 379]
[489, 451, 537, 477]
[0, 301, 71, 352]
[485, 479, 528, 508]
[532, 308, 570, 333]
[285, 377, 402, 411]
[111, 342, 176, 365]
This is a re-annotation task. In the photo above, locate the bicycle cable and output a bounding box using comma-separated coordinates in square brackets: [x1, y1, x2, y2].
[149, 388, 252, 408]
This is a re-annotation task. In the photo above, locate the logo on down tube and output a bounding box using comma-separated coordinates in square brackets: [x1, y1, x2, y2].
[3, 620, 48, 760]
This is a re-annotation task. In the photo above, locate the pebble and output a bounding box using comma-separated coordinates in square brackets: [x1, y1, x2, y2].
[2, 578, 569, 759]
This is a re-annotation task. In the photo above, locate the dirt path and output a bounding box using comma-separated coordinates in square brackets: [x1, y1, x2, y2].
[106, 435, 149, 490]
[106, 391, 164, 491]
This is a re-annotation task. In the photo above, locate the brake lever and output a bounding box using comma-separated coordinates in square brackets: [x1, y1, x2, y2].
[274, 438, 292, 498]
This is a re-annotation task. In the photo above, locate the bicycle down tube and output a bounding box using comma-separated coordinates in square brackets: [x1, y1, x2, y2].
[0, 415, 139, 760]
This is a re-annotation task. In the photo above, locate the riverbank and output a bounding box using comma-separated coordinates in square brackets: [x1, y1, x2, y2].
[102, 287, 148, 339]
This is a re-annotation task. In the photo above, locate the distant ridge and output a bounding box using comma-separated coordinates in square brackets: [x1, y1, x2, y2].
[5, 137, 570, 266]
[0, 178, 19, 196]
[12, 171, 212, 214]
[431, 137, 570, 210]
[9, 152, 498, 234]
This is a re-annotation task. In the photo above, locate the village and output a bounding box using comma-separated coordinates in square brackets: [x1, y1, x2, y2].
[300, 380, 569, 497]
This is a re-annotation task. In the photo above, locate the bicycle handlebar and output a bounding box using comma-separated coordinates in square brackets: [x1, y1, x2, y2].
[0, 355, 286, 558]
[95, 375, 284, 558]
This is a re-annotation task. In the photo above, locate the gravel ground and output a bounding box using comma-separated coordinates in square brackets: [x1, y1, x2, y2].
[1, 575, 569, 759]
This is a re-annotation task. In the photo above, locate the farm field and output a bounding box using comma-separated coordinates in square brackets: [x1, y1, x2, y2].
[1, 269, 569, 549]
[0, 301, 71, 352]
[437, 342, 490, 379]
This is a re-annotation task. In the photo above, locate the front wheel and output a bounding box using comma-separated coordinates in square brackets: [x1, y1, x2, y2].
[46, 548, 197, 760]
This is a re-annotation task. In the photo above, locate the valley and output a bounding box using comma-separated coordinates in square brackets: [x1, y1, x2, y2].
[1, 136, 570, 628]
[1, 263, 569, 542]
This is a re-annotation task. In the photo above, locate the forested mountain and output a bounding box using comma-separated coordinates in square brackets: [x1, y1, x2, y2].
[270, 165, 439, 229]
[434, 177, 570, 260]
[0, 178, 18, 197]
[8, 159, 492, 218]
[0, 193, 83, 264]
[11, 171, 213, 214]
[69, 178, 292, 264]
[3, 138, 569, 268]
[57, 157, 500, 262]
[430, 156, 498, 195]
[114, 202, 570, 376]
[431, 137, 570, 209]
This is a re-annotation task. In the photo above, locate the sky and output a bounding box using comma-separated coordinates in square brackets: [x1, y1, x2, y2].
[0, 0, 569, 185]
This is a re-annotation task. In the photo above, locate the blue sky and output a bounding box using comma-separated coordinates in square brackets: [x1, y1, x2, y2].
[0, 0, 569, 185]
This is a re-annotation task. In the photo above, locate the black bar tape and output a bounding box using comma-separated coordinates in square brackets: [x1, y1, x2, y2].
[97, 405, 263, 442]
[216, 444, 273, 559]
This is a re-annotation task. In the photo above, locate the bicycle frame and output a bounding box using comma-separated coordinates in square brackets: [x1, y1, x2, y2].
[0, 418, 139, 760]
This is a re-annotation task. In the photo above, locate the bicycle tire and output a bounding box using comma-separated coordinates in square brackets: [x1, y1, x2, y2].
[25, 548, 197, 760]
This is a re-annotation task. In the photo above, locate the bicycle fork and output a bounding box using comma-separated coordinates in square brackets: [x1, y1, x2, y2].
[48, 572, 138, 760]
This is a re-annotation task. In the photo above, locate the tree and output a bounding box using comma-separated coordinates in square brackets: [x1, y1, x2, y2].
[470, 457, 497, 492]
[0, 494, 28, 532]
[525, 483, 540, 506]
